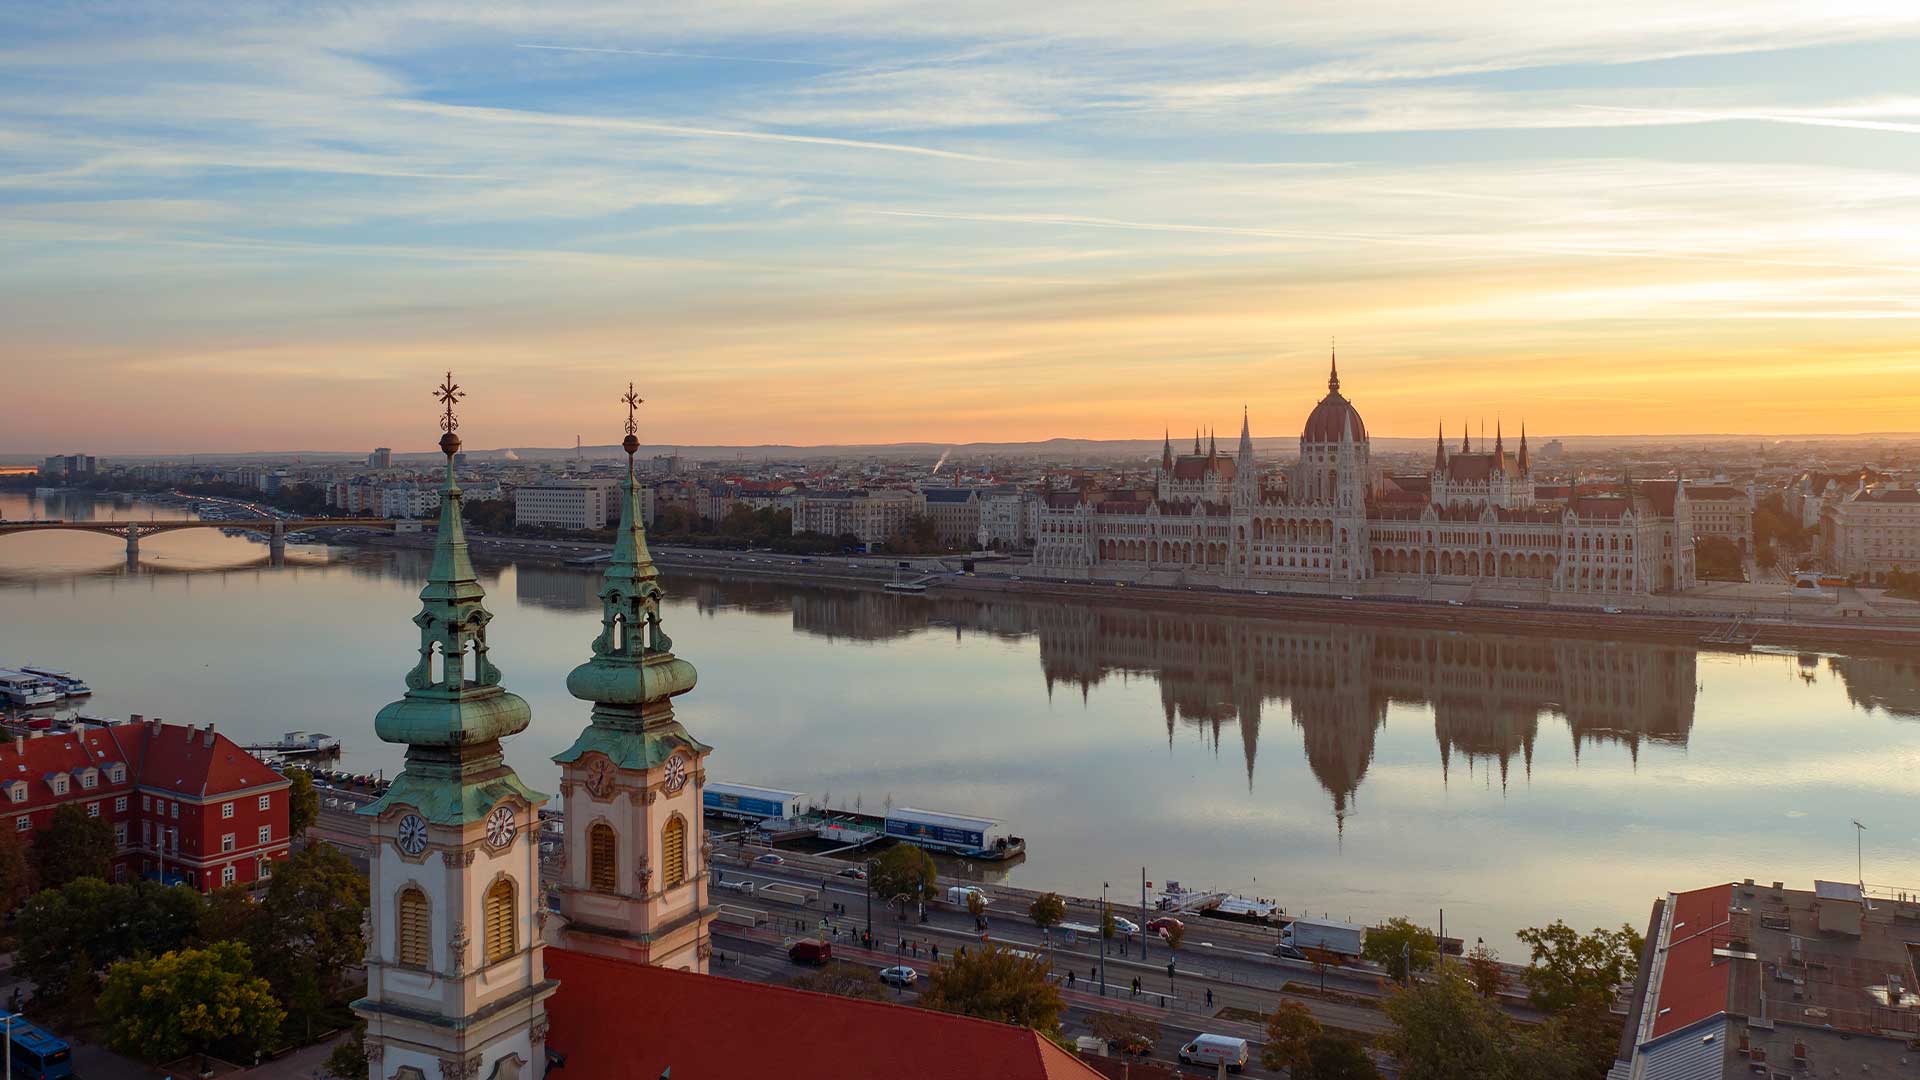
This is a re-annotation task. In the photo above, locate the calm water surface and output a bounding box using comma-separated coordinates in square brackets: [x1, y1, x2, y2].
[4, 491, 1918, 954]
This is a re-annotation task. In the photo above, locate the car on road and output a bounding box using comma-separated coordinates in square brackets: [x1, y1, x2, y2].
[1111, 916, 1140, 936]
[788, 939, 832, 967]
[754, 853, 786, 866]
[1146, 916, 1184, 935]
[879, 965, 918, 987]
[837, 867, 867, 880]
[717, 878, 756, 894]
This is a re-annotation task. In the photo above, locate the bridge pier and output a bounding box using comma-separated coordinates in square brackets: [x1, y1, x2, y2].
[268, 519, 286, 563]
[124, 523, 140, 558]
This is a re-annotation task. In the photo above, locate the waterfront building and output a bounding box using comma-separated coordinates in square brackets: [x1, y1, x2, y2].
[549, 395, 715, 970]
[368, 447, 393, 469]
[515, 477, 618, 530]
[39, 453, 96, 479]
[921, 487, 983, 546]
[791, 488, 924, 545]
[378, 484, 439, 520]
[0, 717, 290, 890]
[1612, 880, 1920, 1079]
[1820, 484, 1920, 581]
[1033, 354, 1696, 597]
[1685, 483, 1754, 555]
[1785, 468, 1884, 530]
[355, 386, 557, 1080]
[980, 488, 1034, 550]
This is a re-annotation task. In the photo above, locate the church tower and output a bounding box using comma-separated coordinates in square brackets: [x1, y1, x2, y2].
[356, 375, 555, 1080]
[550, 385, 715, 972]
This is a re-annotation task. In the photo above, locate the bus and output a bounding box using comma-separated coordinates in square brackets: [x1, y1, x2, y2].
[7, 1019, 73, 1080]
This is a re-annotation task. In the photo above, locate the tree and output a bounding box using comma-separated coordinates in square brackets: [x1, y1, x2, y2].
[323, 1024, 370, 1080]
[251, 843, 368, 1004]
[1378, 973, 1514, 1080]
[0, 826, 33, 914]
[31, 802, 115, 888]
[201, 884, 265, 945]
[1029, 892, 1066, 932]
[1162, 921, 1186, 952]
[868, 845, 938, 906]
[789, 961, 886, 1000]
[1088, 1010, 1159, 1055]
[286, 770, 320, 839]
[16, 878, 206, 1012]
[1364, 916, 1438, 984]
[1514, 921, 1642, 1014]
[967, 890, 987, 925]
[919, 944, 1064, 1035]
[98, 941, 285, 1063]
[1099, 902, 1117, 943]
[1260, 999, 1322, 1072]
[1296, 1034, 1384, 1080]
[1694, 535, 1744, 581]
[1513, 1009, 1606, 1080]
[1466, 943, 1506, 998]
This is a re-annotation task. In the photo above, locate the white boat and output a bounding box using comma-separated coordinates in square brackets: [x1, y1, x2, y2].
[243, 731, 341, 757]
[0, 670, 60, 707]
[20, 666, 91, 696]
[1154, 880, 1281, 921]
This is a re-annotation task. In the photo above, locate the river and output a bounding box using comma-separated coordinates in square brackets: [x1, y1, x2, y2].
[4, 489, 1917, 955]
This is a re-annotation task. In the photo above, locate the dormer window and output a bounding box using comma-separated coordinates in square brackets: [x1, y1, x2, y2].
[49, 776, 67, 796]
[79, 770, 97, 790]
[6, 783, 24, 804]
[107, 765, 125, 784]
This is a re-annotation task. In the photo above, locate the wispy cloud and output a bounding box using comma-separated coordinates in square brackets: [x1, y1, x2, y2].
[513, 42, 853, 68]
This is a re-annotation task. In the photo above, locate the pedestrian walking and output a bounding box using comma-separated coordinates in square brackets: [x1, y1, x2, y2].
[931, 944, 939, 962]
[1206, 988, 1213, 1006]
[1067, 971, 1076, 988]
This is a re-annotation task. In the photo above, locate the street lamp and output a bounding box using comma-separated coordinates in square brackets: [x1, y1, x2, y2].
[4, 1011, 18, 1080]
[1099, 882, 1109, 998]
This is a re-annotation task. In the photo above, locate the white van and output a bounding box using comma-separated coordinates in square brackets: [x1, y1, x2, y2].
[1178, 1034, 1249, 1072]
[946, 885, 992, 908]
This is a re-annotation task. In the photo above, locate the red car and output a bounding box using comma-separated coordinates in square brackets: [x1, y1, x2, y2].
[1147, 917, 1184, 935]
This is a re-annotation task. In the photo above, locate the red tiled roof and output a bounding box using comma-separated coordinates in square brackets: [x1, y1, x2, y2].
[138, 723, 287, 797]
[543, 948, 1102, 1080]
[1648, 883, 1734, 1039]
[1169, 456, 1235, 482]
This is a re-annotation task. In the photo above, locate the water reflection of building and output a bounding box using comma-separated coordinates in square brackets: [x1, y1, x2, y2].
[655, 569, 1712, 827]
[1825, 654, 1920, 719]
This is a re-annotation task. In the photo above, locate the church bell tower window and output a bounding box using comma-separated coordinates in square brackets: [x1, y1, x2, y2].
[588, 823, 617, 893]
[484, 878, 517, 963]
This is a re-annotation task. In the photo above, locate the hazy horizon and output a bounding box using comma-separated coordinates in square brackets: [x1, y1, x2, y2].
[6, 3, 1920, 453]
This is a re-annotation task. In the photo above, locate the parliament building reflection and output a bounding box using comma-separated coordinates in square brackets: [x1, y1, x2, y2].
[511, 567, 1917, 825]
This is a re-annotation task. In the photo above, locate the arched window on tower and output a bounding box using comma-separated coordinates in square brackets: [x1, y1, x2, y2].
[397, 887, 430, 968]
[428, 642, 445, 685]
[610, 614, 626, 653]
[588, 823, 617, 893]
[460, 638, 477, 686]
[661, 816, 687, 888]
[484, 878, 517, 964]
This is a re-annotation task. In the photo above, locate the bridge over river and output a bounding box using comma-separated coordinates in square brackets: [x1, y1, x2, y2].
[0, 517, 400, 558]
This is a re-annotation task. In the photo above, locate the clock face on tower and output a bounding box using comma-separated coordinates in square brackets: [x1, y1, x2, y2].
[584, 756, 616, 799]
[484, 805, 518, 850]
[396, 813, 428, 857]
[662, 751, 689, 794]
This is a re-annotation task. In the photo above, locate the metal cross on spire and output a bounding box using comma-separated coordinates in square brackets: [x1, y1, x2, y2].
[435, 371, 464, 433]
[622, 382, 644, 438]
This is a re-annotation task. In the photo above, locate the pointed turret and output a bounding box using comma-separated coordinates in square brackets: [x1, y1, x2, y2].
[367, 373, 541, 824]
[1434, 421, 1447, 470]
[1162, 427, 1174, 471]
[1462, 422, 1471, 453]
[1194, 428, 1202, 456]
[1494, 419, 1504, 457]
[1518, 423, 1530, 472]
[1328, 345, 1340, 394]
[1208, 427, 1217, 459]
[1237, 407, 1254, 461]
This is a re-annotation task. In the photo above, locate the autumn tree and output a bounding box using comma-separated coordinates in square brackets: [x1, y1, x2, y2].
[30, 802, 115, 888]
[1260, 999, 1322, 1072]
[1514, 921, 1642, 1013]
[1088, 1010, 1159, 1055]
[286, 769, 320, 839]
[1466, 943, 1506, 998]
[1029, 892, 1066, 932]
[1379, 972, 1513, 1080]
[868, 845, 938, 906]
[1363, 916, 1438, 984]
[17, 878, 206, 1012]
[789, 961, 886, 1000]
[920, 944, 1064, 1035]
[98, 941, 285, 1062]
[1296, 1034, 1384, 1080]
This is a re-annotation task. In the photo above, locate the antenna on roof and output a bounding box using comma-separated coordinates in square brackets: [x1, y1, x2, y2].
[1854, 819, 1867, 892]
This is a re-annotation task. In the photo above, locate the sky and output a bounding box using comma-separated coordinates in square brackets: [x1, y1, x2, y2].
[5, 2, 1920, 454]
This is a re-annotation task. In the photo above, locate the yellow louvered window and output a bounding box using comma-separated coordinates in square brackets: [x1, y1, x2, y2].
[661, 816, 686, 888]
[397, 888, 430, 968]
[588, 823, 617, 893]
[484, 878, 516, 964]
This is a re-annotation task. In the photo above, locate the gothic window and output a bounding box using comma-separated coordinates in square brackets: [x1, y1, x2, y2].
[484, 878, 517, 964]
[588, 823, 617, 893]
[429, 642, 445, 684]
[397, 887, 430, 968]
[610, 614, 626, 653]
[661, 816, 687, 888]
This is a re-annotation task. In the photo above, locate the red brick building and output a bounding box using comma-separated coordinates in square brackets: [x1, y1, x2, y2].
[1, 717, 291, 891]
